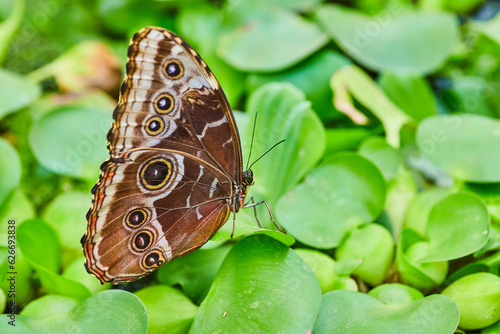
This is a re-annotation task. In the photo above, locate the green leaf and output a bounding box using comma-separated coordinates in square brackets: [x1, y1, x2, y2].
[218, 9, 327, 72]
[212, 218, 295, 246]
[157, 245, 232, 304]
[314, 290, 459, 333]
[403, 188, 453, 237]
[190, 235, 322, 332]
[135, 285, 198, 334]
[246, 83, 325, 206]
[20, 295, 79, 319]
[383, 165, 418, 240]
[0, 69, 40, 119]
[0, 244, 35, 307]
[0, 288, 4, 313]
[246, 51, 351, 120]
[294, 248, 337, 294]
[331, 65, 412, 147]
[442, 273, 500, 330]
[396, 229, 448, 292]
[18, 219, 60, 273]
[29, 105, 111, 180]
[42, 191, 90, 265]
[0, 0, 24, 64]
[18, 219, 91, 301]
[0, 189, 35, 229]
[0, 137, 21, 206]
[176, 4, 245, 105]
[276, 153, 386, 249]
[316, 5, 458, 74]
[379, 72, 438, 121]
[324, 127, 373, 156]
[368, 283, 424, 306]
[358, 136, 402, 181]
[422, 192, 490, 262]
[439, 77, 495, 117]
[417, 114, 500, 182]
[62, 257, 109, 295]
[0, 290, 147, 333]
[336, 224, 394, 286]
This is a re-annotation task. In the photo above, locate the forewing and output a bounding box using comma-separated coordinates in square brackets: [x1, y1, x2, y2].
[108, 27, 242, 181]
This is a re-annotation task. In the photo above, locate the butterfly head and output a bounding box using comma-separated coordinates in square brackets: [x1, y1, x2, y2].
[242, 170, 255, 186]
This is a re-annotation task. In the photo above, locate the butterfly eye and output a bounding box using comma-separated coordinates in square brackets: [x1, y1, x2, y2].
[243, 171, 255, 186]
[125, 208, 149, 228]
[154, 93, 174, 114]
[132, 230, 153, 251]
[163, 59, 183, 79]
[145, 116, 165, 136]
[139, 157, 173, 190]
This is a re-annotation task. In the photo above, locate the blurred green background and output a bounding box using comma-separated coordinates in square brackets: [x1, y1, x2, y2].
[1, 0, 500, 333]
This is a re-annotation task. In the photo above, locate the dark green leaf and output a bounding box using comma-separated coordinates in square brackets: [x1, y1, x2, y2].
[316, 5, 458, 74]
[277, 153, 386, 248]
[190, 235, 322, 332]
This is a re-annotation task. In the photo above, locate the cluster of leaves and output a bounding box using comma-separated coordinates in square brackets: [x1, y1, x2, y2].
[1, 0, 500, 333]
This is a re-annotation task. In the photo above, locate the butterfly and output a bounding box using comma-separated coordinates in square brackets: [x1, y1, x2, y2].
[81, 27, 281, 284]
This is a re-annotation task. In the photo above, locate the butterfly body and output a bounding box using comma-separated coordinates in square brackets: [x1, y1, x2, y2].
[82, 27, 250, 284]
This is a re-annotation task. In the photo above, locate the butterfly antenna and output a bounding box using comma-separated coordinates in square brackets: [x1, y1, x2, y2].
[245, 110, 259, 171]
[248, 139, 285, 170]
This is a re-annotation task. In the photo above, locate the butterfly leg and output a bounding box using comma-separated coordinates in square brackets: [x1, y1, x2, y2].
[244, 195, 262, 228]
[243, 199, 286, 234]
[231, 206, 236, 239]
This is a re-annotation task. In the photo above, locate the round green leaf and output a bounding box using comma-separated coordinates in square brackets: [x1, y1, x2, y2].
[218, 9, 327, 72]
[336, 224, 394, 286]
[29, 105, 110, 180]
[0, 137, 21, 206]
[190, 235, 322, 332]
[0, 290, 147, 333]
[417, 114, 500, 182]
[314, 290, 459, 333]
[422, 192, 490, 262]
[276, 153, 386, 249]
[135, 285, 198, 334]
[246, 83, 325, 206]
[0, 69, 40, 119]
[442, 273, 500, 330]
[316, 5, 458, 74]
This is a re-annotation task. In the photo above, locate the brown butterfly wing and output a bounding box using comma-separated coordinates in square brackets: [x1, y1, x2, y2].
[82, 27, 241, 283]
[109, 27, 242, 180]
